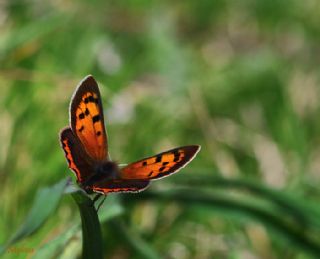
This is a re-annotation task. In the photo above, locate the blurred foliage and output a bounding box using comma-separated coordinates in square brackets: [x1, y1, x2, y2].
[1, 0, 320, 258]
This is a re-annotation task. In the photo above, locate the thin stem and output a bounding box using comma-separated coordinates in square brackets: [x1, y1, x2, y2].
[72, 191, 103, 259]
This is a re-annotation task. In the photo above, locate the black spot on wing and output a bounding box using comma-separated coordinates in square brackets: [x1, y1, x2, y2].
[155, 155, 162, 163]
[162, 162, 169, 166]
[96, 131, 101, 136]
[79, 113, 85, 119]
[173, 151, 180, 162]
[84, 94, 99, 104]
[85, 108, 90, 116]
[142, 161, 147, 166]
[89, 96, 95, 102]
[78, 126, 84, 132]
[159, 166, 166, 172]
[92, 115, 100, 123]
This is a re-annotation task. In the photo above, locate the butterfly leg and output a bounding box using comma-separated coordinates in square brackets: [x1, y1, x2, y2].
[96, 195, 107, 212]
[92, 193, 102, 204]
[92, 193, 107, 212]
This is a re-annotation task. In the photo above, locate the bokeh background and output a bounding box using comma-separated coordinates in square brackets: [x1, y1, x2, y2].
[1, 0, 320, 258]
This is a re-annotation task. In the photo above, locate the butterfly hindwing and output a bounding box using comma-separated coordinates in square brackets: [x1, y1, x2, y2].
[60, 127, 94, 183]
[70, 75, 108, 161]
[92, 179, 150, 194]
[120, 145, 201, 180]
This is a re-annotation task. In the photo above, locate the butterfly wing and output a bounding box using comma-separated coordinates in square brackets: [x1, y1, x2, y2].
[60, 127, 95, 184]
[62, 75, 200, 193]
[70, 75, 108, 161]
[92, 179, 150, 194]
[120, 145, 200, 180]
[60, 127, 148, 192]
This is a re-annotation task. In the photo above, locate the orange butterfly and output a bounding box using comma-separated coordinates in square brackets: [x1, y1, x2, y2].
[60, 75, 200, 194]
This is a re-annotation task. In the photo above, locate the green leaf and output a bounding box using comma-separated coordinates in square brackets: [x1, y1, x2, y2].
[32, 225, 79, 259]
[32, 194, 123, 258]
[0, 178, 68, 255]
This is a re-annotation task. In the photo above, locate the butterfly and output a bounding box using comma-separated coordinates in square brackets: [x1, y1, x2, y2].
[60, 75, 200, 194]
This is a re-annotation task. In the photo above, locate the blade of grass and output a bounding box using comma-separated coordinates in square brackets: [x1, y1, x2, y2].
[32, 225, 79, 259]
[172, 175, 320, 229]
[0, 178, 68, 255]
[71, 190, 103, 259]
[110, 218, 161, 259]
[32, 196, 124, 259]
[125, 188, 320, 258]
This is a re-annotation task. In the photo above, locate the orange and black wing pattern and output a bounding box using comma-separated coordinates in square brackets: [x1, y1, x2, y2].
[60, 126, 147, 192]
[60, 75, 201, 194]
[70, 75, 108, 161]
[120, 145, 200, 180]
[60, 127, 94, 183]
[92, 179, 150, 194]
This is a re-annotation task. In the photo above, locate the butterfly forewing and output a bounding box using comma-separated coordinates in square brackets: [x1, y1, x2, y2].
[60, 127, 95, 183]
[70, 76, 108, 161]
[120, 145, 200, 180]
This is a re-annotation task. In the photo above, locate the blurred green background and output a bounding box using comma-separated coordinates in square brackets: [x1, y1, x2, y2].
[1, 0, 320, 258]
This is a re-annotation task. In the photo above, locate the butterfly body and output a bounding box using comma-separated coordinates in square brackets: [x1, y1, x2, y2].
[83, 161, 119, 187]
[60, 75, 200, 194]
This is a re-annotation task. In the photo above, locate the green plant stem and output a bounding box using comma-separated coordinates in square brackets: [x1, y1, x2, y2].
[72, 191, 103, 259]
